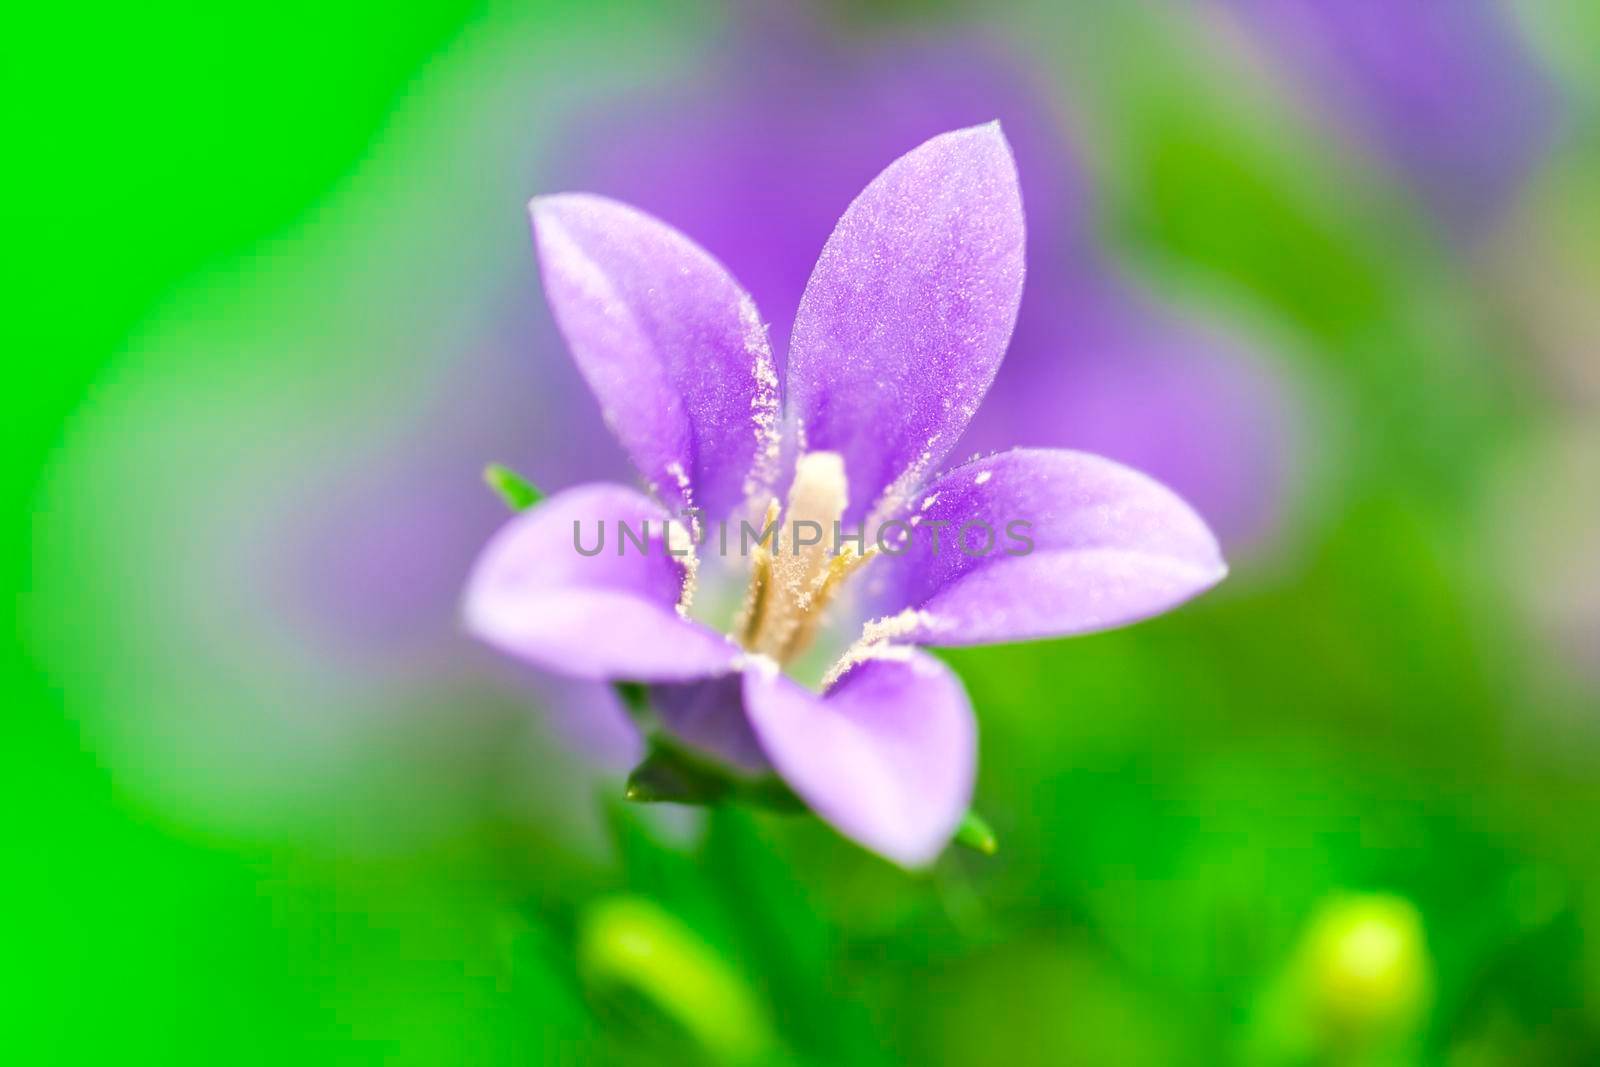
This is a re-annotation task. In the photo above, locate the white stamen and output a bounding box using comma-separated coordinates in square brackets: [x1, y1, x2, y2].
[739, 451, 865, 664]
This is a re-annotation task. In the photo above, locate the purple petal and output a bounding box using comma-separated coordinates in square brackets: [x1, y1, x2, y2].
[787, 122, 1026, 526]
[527, 673, 645, 773]
[958, 271, 1298, 554]
[649, 674, 770, 775]
[741, 652, 975, 868]
[867, 449, 1227, 645]
[530, 195, 779, 519]
[549, 24, 1086, 360]
[463, 483, 738, 681]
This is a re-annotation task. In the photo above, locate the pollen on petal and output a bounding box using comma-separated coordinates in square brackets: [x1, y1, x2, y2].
[742, 294, 783, 502]
[820, 607, 946, 689]
[861, 607, 945, 645]
[665, 517, 700, 617]
[820, 639, 918, 690]
[868, 441, 940, 530]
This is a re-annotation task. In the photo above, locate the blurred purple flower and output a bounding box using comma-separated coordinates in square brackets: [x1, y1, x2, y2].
[1217, 0, 1559, 232]
[544, 19, 1296, 552]
[464, 126, 1227, 866]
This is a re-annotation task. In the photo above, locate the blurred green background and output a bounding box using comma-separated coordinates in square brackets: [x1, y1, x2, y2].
[10, 0, 1600, 1063]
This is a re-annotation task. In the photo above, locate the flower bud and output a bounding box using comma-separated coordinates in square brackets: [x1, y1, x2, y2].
[577, 895, 774, 1064]
[1301, 893, 1432, 1038]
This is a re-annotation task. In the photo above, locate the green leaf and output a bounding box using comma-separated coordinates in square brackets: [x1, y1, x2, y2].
[625, 744, 731, 806]
[955, 810, 999, 855]
[483, 462, 544, 511]
[625, 738, 804, 813]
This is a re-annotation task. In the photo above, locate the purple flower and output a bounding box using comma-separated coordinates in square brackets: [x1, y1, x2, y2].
[464, 126, 1227, 866]
[547, 21, 1297, 553]
[1217, 0, 1558, 233]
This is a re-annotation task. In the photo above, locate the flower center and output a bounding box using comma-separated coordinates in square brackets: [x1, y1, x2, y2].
[736, 451, 874, 665]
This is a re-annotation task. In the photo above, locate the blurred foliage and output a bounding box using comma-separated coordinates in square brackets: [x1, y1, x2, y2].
[10, 0, 1600, 1064]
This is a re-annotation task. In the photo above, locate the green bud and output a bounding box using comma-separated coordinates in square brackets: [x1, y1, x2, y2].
[955, 810, 999, 855]
[1301, 893, 1432, 1039]
[483, 463, 544, 512]
[578, 895, 775, 1064]
[1249, 892, 1432, 1062]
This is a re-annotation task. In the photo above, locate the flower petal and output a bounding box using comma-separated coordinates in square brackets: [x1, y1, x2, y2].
[650, 675, 771, 775]
[786, 123, 1026, 526]
[463, 483, 738, 681]
[549, 29, 1085, 359]
[528, 673, 645, 773]
[958, 272, 1299, 555]
[530, 194, 780, 519]
[866, 449, 1227, 645]
[741, 651, 976, 868]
